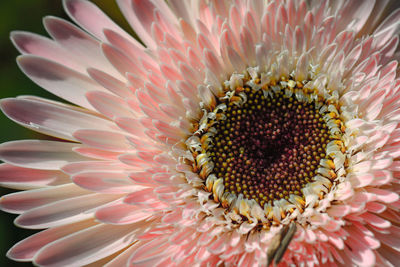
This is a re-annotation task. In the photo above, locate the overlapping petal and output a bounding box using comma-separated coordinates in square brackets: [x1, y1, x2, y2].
[1, 0, 400, 266]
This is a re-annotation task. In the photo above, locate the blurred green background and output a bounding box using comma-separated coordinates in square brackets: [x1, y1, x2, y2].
[0, 1, 131, 265]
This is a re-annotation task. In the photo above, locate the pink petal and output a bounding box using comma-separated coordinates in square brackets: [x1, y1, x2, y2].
[0, 184, 89, 214]
[327, 204, 351, 217]
[367, 187, 399, 203]
[123, 188, 157, 205]
[86, 91, 133, 119]
[15, 193, 120, 229]
[7, 219, 97, 261]
[95, 202, 152, 225]
[73, 129, 131, 152]
[43, 16, 122, 80]
[359, 212, 391, 228]
[10, 31, 83, 72]
[34, 223, 137, 266]
[345, 235, 376, 267]
[74, 147, 120, 161]
[103, 29, 157, 69]
[1, 98, 114, 141]
[348, 173, 374, 188]
[16, 55, 102, 109]
[129, 237, 170, 266]
[87, 68, 132, 98]
[72, 172, 143, 194]
[61, 161, 128, 175]
[63, 0, 139, 45]
[103, 242, 140, 267]
[0, 140, 89, 170]
[103, 44, 147, 81]
[115, 117, 148, 139]
[0, 164, 69, 190]
[116, 0, 177, 50]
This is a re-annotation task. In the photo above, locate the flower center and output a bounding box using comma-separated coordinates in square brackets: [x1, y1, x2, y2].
[207, 88, 332, 207]
[186, 71, 347, 221]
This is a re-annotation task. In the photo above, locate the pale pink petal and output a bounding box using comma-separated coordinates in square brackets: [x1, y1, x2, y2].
[0, 184, 89, 214]
[15, 193, 121, 229]
[10, 31, 83, 72]
[0, 164, 69, 190]
[86, 91, 133, 119]
[102, 43, 145, 77]
[61, 161, 128, 175]
[63, 0, 140, 45]
[7, 219, 97, 261]
[43, 16, 123, 79]
[87, 68, 132, 98]
[34, 223, 138, 267]
[129, 237, 170, 266]
[73, 129, 131, 152]
[104, 242, 141, 267]
[1, 98, 115, 141]
[123, 188, 159, 206]
[116, 0, 160, 50]
[103, 29, 158, 70]
[95, 202, 152, 225]
[114, 117, 148, 139]
[16, 55, 103, 109]
[0, 140, 90, 170]
[73, 147, 121, 161]
[72, 172, 144, 194]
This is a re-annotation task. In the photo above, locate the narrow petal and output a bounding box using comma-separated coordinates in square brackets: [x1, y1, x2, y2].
[34, 223, 138, 266]
[72, 172, 144, 194]
[7, 219, 97, 261]
[1, 98, 115, 141]
[95, 202, 152, 225]
[0, 164, 69, 190]
[63, 0, 139, 45]
[15, 193, 121, 229]
[16, 55, 103, 109]
[0, 140, 89, 170]
[0, 184, 90, 214]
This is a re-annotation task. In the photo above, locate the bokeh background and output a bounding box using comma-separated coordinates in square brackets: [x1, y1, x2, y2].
[0, 1, 132, 265]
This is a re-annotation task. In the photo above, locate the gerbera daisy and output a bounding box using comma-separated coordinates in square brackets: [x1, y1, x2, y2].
[1, 0, 400, 266]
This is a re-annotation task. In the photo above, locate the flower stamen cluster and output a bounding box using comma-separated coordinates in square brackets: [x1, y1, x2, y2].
[186, 69, 349, 227]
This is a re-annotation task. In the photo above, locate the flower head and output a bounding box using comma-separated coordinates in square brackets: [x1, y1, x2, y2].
[1, 0, 400, 266]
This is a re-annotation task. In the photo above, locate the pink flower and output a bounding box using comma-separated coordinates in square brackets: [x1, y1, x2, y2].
[1, 0, 400, 266]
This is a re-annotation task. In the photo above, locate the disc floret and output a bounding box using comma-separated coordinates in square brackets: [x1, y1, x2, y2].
[186, 69, 348, 226]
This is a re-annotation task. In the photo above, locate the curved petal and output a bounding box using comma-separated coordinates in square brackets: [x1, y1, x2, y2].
[1, 98, 115, 141]
[33, 223, 139, 267]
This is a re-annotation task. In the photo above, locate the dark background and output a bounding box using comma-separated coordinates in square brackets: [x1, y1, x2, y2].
[0, 1, 132, 266]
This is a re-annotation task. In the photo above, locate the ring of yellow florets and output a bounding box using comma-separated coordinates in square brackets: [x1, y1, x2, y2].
[185, 70, 348, 225]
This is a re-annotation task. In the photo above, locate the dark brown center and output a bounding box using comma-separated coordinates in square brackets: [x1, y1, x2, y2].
[207, 87, 333, 206]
